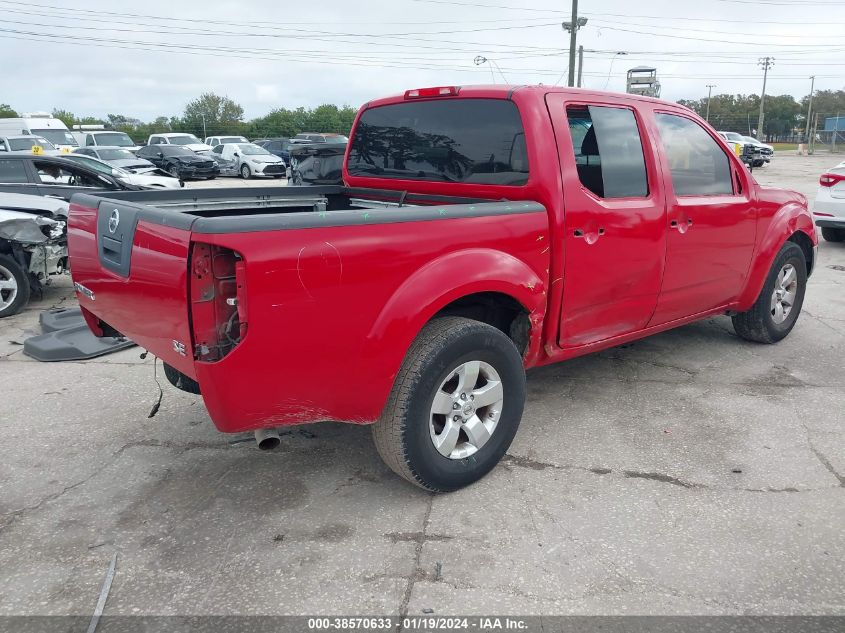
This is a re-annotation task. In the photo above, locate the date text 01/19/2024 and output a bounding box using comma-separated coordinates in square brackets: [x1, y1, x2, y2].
[306, 617, 528, 630]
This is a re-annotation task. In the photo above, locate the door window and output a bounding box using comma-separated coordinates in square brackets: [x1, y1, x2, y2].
[34, 161, 103, 187]
[654, 113, 733, 196]
[0, 159, 29, 183]
[566, 105, 648, 199]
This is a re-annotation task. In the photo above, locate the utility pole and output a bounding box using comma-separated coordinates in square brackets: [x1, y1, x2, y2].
[562, 1, 586, 88]
[705, 84, 716, 122]
[577, 45, 584, 88]
[200, 113, 207, 139]
[804, 75, 815, 143]
[756, 56, 774, 141]
[567, 0, 578, 87]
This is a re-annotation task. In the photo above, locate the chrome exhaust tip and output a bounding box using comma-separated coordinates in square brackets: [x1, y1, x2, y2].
[254, 428, 281, 450]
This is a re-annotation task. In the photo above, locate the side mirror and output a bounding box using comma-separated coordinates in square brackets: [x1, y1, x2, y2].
[157, 151, 163, 158]
[233, 152, 240, 157]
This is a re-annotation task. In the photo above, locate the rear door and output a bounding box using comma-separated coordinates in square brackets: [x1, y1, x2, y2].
[648, 112, 756, 325]
[547, 96, 667, 347]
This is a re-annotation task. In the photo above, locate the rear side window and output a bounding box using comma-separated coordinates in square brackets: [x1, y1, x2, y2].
[655, 113, 733, 196]
[348, 98, 529, 186]
[566, 105, 648, 199]
[0, 159, 29, 183]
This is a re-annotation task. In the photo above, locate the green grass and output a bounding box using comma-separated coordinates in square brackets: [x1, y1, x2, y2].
[772, 143, 799, 151]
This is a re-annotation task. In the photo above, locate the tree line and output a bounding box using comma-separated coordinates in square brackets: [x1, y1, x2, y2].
[3, 87, 844, 143]
[0, 93, 357, 143]
[678, 88, 845, 141]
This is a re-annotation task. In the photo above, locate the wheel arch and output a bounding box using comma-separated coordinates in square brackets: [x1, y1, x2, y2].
[737, 204, 816, 310]
[362, 248, 546, 419]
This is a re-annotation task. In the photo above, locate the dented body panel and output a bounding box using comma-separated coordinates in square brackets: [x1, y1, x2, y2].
[67, 86, 816, 434]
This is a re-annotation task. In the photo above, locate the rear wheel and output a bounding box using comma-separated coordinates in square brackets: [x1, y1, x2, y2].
[732, 242, 807, 343]
[372, 317, 526, 492]
[0, 254, 30, 319]
[821, 227, 845, 242]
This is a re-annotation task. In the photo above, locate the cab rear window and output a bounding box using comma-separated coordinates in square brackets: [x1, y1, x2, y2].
[347, 98, 529, 186]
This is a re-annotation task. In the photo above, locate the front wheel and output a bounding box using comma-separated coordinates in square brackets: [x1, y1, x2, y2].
[821, 227, 845, 242]
[372, 317, 526, 492]
[240, 164, 251, 179]
[732, 242, 807, 343]
[167, 164, 180, 178]
[0, 254, 30, 318]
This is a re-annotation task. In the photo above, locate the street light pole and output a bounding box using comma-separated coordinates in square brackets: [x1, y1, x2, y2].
[804, 75, 815, 143]
[562, 2, 586, 88]
[756, 56, 774, 141]
[705, 84, 716, 123]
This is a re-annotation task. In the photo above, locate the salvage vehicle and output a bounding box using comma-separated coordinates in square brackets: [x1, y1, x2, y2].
[253, 137, 296, 165]
[205, 135, 248, 147]
[814, 159, 845, 242]
[73, 147, 155, 172]
[209, 143, 285, 179]
[0, 192, 68, 318]
[68, 85, 816, 492]
[136, 145, 218, 180]
[64, 154, 183, 190]
[740, 135, 774, 166]
[72, 129, 141, 153]
[0, 135, 62, 156]
[288, 141, 346, 185]
[0, 155, 141, 200]
[147, 133, 213, 154]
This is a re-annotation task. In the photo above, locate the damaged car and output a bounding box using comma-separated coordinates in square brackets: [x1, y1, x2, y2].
[288, 140, 346, 185]
[0, 192, 68, 318]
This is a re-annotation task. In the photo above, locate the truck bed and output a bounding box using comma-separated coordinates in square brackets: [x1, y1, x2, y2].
[68, 185, 549, 432]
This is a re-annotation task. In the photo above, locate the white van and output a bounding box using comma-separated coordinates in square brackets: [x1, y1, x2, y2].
[0, 113, 78, 152]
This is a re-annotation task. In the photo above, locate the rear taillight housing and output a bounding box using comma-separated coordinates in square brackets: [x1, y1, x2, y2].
[819, 172, 845, 187]
[189, 242, 247, 362]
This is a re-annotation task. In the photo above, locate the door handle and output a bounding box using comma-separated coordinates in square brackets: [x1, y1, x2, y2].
[573, 228, 605, 238]
[670, 218, 693, 232]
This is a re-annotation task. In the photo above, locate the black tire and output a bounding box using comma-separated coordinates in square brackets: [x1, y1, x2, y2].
[821, 227, 845, 242]
[0, 253, 30, 319]
[372, 317, 526, 492]
[162, 363, 201, 395]
[240, 164, 251, 179]
[167, 164, 180, 178]
[732, 242, 807, 343]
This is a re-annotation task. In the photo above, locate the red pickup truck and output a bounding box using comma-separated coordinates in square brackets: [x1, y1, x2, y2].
[68, 85, 816, 491]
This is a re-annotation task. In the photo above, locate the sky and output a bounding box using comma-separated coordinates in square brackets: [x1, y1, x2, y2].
[1, 0, 843, 122]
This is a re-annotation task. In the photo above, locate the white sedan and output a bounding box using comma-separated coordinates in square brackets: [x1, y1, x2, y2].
[64, 153, 183, 189]
[210, 143, 286, 179]
[814, 160, 845, 242]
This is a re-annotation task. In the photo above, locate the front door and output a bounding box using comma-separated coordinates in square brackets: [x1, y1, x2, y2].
[649, 112, 756, 326]
[547, 96, 667, 348]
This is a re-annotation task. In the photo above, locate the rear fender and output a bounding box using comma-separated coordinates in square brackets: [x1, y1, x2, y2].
[737, 203, 816, 310]
[364, 248, 546, 404]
